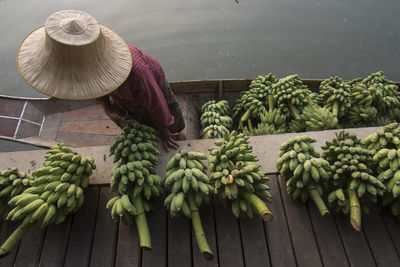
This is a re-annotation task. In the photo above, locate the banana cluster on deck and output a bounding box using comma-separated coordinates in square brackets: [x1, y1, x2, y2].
[201, 100, 232, 139]
[319, 77, 352, 118]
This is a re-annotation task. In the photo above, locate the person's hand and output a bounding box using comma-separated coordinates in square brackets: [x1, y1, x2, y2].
[109, 113, 126, 127]
[159, 127, 179, 152]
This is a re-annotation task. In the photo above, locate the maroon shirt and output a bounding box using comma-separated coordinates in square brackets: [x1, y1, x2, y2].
[108, 44, 174, 128]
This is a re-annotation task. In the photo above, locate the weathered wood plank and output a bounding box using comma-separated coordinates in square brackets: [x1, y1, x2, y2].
[213, 198, 244, 267]
[141, 199, 167, 267]
[115, 221, 140, 267]
[381, 210, 400, 255]
[239, 216, 270, 267]
[192, 203, 219, 267]
[308, 204, 349, 267]
[90, 187, 118, 267]
[167, 215, 192, 267]
[363, 206, 400, 265]
[64, 186, 99, 267]
[14, 227, 45, 267]
[334, 213, 376, 266]
[277, 175, 323, 267]
[38, 218, 71, 267]
[0, 221, 19, 267]
[263, 174, 296, 267]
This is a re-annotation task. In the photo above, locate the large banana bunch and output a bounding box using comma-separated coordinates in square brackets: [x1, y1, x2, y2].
[201, 100, 232, 139]
[277, 136, 330, 216]
[272, 74, 308, 121]
[109, 121, 159, 164]
[287, 119, 307, 133]
[243, 95, 287, 136]
[0, 144, 95, 257]
[301, 96, 338, 132]
[342, 82, 377, 126]
[319, 77, 351, 118]
[0, 168, 33, 218]
[208, 131, 273, 221]
[164, 150, 213, 260]
[322, 131, 383, 231]
[362, 71, 400, 115]
[203, 124, 230, 139]
[233, 74, 278, 130]
[201, 100, 230, 116]
[363, 123, 400, 153]
[107, 121, 162, 249]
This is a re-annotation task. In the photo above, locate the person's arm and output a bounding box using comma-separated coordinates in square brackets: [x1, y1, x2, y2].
[96, 96, 126, 127]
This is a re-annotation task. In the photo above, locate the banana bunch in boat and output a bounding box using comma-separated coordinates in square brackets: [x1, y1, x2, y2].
[322, 131, 383, 231]
[287, 119, 307, 133]
[164, 150, 214, 260]
[233, 74, 278, 130]
[203, 125, 230, 139]
[362, 71, 400, 114]
[201, 100, 230, 116]
[277, 136, 330, 216]
[0, 168, 33, 218]
[300, 95, 338, 132]
[342, 82, 377, 126]
[109, 121, 159, 164]
[200, 111, 232, 129]
[272, 74, 308, 121]
[208, 131, 273, 221]
[363, 123, 400, 153]
[243, 95, 287, 136]
[319, 77, 352, 118]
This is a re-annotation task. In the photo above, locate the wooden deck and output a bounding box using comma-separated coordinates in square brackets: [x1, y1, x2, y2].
[0, 174, 399, 267]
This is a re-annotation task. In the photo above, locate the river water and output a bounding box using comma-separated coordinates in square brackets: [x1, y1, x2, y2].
[0, 0, 399, 98]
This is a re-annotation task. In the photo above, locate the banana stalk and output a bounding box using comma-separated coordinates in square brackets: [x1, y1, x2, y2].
[348, 187, 361, 231]
[332, 101, 339, 118]
[188, 192, 213, 260]
[0, 223, 34, 257]
[240, 191, 273, 221]
[133, 196, 151, 249]
[308, 183, 329, 216]
[288, 103, 301, 121]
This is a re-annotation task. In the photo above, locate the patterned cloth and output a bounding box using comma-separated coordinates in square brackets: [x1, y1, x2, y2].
[107, 44, 185, 132]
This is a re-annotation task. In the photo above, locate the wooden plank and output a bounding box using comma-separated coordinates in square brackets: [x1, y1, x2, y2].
[334, 213, 376, 266]
[38, 218, 72, 267]
[213, 198, 244, 267]
[381, 210, 400, 255]
[0, 221, 19, 267]
[90, 187, 118, 267]
[277, 175, 323, 267]
[239, 216, 270, 267]
[141, 199, 167, 267]
[263, 174, 296, 267]
[115, 222, 140, 267]
[307, 204, 349, 267]
[192, 203, 219, 267]
[167, 215, 192, 267]
[363, 206, 400, 266]
[64, 186, 99, 267]
[14, 227, 46, 267]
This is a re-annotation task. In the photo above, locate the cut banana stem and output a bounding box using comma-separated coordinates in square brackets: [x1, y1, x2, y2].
[267, 95, 275, 112]
[133, 196, 151, 249]
[307, 184, 329, 217]
[247, 119, 254, 132]
[332, 101, 339, 118]
[240, 191, 273, 221]
[288, 103, 301, 121]
[348, 188, 361, 231]
[188, 193, 213, 261]
[0, 223, 34, 257]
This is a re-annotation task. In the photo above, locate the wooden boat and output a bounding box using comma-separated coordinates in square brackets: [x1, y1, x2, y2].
[1, 78, 399, 149]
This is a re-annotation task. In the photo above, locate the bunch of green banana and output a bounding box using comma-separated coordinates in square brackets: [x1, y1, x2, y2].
[201, 100, 230, 116]
[200, 111, 232, 129]
[272, 74, 308, 121]
[322, 131, 383, 231]
[363, 123, 400, 153]
[319, 77, 352, 118]
[362, 71, 400, 115]
[0, 168, 33, 218]
[243, 95, 287, 136]
[164, 150, 213, 260]
[203, 124, 230, 139]
[341, 82, 377, 126]
[233, 74, 278, 130]
[0, 144, 95, 257]
[300, 95, 338, 131]
[109, 121, 159, 164]
[277, 136, 330, 216]
[208, 131, 273, 221]
[287, 119, 307, 133]
[107, 121, 162, 249]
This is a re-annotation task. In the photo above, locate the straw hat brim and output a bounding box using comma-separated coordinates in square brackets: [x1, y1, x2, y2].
[16, 24, 132, 100]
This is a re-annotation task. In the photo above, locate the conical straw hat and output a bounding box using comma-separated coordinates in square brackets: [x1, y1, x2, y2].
[16, 10, 132, 100]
